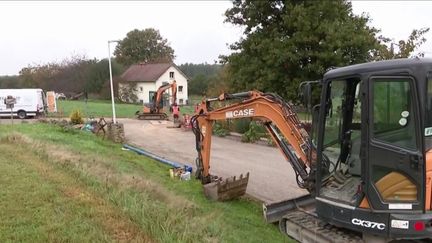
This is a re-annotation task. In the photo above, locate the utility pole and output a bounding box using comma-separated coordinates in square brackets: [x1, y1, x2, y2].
[108, 40, 120, 123]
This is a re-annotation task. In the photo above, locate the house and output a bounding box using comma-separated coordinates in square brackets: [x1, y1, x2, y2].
[119, 62, 188, 105]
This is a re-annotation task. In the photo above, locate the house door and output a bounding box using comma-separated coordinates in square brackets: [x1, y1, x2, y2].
[149, 91, 156, 104]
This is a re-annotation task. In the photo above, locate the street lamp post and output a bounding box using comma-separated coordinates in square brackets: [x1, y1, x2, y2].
[108, 40, 120, 123]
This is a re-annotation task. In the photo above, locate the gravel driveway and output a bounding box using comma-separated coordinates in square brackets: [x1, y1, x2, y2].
[120, 118, 308, 203]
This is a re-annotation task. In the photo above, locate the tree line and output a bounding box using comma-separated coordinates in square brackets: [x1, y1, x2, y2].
[0, 56, 222, 99]
[0, 56, 124, 99]
[221, 0, 430, 101]
[0, 28, 220, 99]
[0, 1, 429, 102]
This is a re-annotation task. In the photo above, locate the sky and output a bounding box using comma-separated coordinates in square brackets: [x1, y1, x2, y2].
[0, 1, 431, 75]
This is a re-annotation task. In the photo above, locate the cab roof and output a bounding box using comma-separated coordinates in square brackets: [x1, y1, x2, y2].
[324, 58, 432, 80]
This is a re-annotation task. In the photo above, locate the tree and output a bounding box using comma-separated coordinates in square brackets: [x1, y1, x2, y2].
[206, 65, 231, 97]
[15, 56, 125, 98]
[372, 27, 430, 60]
[222, 0, 381, 101]
[114, 28, 175, 66]
[84, 58, 124, 93]
[0, 75, 21, 88]
[178, 63, 222, 95]
[188, 74, 208, 95]
[178, 63, 222, 78]
[118, 83, 138, 103]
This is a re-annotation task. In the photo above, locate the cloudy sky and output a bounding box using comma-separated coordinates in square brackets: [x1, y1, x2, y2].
[1, 1, 431, 75]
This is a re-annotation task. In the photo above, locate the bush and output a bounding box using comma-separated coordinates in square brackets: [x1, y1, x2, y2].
[70, 109, 84, 124]
[60, 125, 79, 134]
[213, 121, 229, 137]
[241, 121, 263, 143]
[118, 83, 138, 103]
[265, 133, 276, 146]
[232, 118, 252, 134]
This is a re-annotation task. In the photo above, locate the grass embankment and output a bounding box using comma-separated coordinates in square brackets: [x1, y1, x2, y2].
[0, 124, 291, 242]
[55, 99, 197, 118]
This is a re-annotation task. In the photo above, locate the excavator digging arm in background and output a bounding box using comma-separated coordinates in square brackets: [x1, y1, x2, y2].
[191, 91, 316, 200]
[136, 80, 177, 120]
[151, 80, 177, 113]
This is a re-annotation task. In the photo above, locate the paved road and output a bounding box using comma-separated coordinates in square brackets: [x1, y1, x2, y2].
[120, 118, 308, 203]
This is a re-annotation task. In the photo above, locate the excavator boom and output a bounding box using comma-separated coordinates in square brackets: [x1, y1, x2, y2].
[192, 90, 315, 200]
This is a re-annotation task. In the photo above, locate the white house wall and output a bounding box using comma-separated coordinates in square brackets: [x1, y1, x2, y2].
[155, 66, 188, 105]
[119, 82, 156, 104]
[136, 82, 157, 104]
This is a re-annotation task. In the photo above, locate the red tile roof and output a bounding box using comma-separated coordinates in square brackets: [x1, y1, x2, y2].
[121, 63, 172, 82]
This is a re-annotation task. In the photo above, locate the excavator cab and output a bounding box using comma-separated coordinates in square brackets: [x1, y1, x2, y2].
[311, 58, 432, 240]
[193, 58, 432, 241]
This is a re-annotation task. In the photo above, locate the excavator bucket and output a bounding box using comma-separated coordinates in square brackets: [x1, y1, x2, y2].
[203, 173, 249, 201]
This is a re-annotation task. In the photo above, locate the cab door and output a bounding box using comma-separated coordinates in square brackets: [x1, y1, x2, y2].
[366, 76, 424, 211]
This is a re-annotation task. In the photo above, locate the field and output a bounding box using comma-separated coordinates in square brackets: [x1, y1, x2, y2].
[0, 123, 291, 242]
[53, 95, 307, 122]
[55, 99, 197, 118]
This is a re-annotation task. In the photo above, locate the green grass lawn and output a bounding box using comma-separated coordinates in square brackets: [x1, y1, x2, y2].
[0, 123, 291, 242]
[54, 96, 306, 121]
[55, 99, 142, 118]
[55, 99, 197, 118]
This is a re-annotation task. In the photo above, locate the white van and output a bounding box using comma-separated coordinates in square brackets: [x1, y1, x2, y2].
[0, 89, 47, 119]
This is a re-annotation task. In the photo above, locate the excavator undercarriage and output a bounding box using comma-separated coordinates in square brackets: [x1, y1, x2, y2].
[135, 109, 168, 120]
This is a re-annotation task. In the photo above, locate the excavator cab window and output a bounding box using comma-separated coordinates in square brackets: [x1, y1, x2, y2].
[368, 77, 420, 204]
[319, 78, 363, 206]
[372, 79, 416, 150]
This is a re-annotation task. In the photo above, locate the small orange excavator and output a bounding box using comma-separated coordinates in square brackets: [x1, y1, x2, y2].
[191, 58, 432, 242]
[135, 80, 177, 120]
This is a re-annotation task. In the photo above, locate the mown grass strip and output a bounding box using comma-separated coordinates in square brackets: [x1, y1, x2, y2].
[0, 124, 292, 242]
[0, 141, 152, 242]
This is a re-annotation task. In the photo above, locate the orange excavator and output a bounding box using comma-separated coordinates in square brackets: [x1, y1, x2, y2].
[191, 58, 432, 242]
[135, 80, 177, 120]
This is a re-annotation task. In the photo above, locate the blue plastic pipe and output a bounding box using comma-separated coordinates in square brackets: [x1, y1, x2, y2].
[123, 144, 193, 172]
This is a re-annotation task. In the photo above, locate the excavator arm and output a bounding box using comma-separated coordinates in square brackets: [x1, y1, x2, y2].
[152, 80, 177, 112]
[191, 91, 316, 200]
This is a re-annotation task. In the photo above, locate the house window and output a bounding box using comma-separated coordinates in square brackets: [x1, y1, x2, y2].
[162, 81, 169, 85]
[179, 99, 184, 105]
[169, 72, 174, 78]
[179, 85, 183, 93]
[140, 87, 143, 92]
